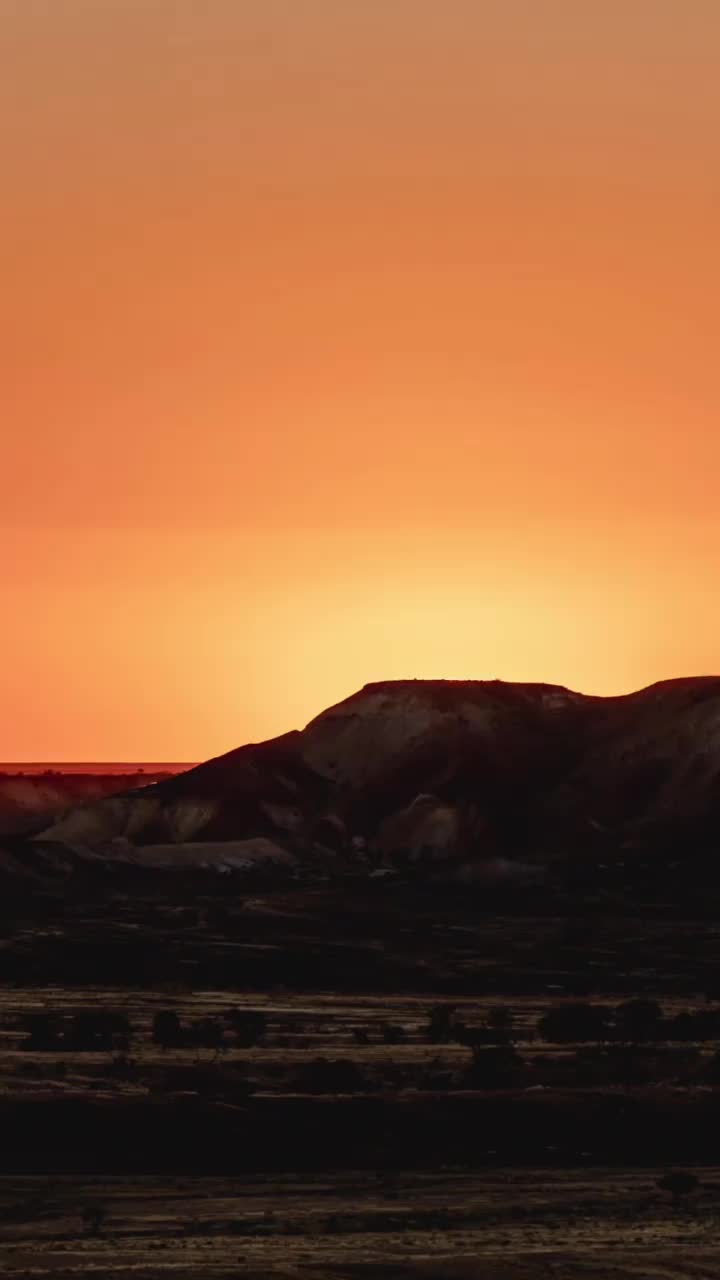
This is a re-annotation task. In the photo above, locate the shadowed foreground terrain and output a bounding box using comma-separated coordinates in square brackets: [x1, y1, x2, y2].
[4, 680, 720, 1276]
[3, 1168, 719, 1279]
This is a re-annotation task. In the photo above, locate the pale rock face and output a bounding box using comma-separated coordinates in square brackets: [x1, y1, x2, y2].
[41, 794, 163, 845]
[40, 795, 217, 845]
[302, 686, 496, 785]
[0, 773, 159, 836]
[539, 690, 579, 711]
[377, 796, 461, 863]
[166, 800, 219, 843]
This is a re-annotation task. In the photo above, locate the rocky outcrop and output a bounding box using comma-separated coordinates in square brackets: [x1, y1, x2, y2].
[28, 676, 720, 876]
[0, 770, 176, 836]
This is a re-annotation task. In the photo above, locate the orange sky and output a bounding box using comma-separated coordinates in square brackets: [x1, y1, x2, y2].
[3, 1, 720, 759]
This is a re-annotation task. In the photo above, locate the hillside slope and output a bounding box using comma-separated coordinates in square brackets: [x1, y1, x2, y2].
[0, 770, 176, 837]
[33, 677, 720, 873]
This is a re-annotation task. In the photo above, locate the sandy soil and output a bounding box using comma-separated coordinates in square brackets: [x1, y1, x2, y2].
[1, 1168, 718, 1279]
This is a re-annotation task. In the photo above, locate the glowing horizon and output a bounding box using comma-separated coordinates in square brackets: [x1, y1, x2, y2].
[4, 2, 720, 759]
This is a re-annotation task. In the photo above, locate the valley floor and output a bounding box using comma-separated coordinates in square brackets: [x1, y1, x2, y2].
[3, 883, 720, 1274]
[2, 1168, 718, 1279]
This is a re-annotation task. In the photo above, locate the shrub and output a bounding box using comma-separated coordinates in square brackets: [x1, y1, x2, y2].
[656, 1171, 699, 1201]
[191, 1018, 225, 1051]
[68, 1011, 131, 1052]
[703, 1050, 720, 1084]
[665, 1010, 720, 1041]
[109, 1053, 136, 1080]
[464, 1045, 525, 1090]
[21, 1013, 61, 1052]
[81, 1203, 106, 1235]
[228, 1009, 267, 1048]
[613, 999, 663, 1043]
[427, 1005, 458, 1044]
[152, 1010, 184, 1049]
[487, 1006, 514, 1041]
[538, 1003, 609, 1043]
[381, 1022, 406, 1045]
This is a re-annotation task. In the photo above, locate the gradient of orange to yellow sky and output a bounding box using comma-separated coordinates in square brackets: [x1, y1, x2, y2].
[3, 1, 720, 759]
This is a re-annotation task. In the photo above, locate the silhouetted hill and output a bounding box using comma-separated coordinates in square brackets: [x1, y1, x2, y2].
[20, 677, 720, 887]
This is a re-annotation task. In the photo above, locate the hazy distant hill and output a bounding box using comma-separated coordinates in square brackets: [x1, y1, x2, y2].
[28, 677, 720, 880]
[0, 769, 181, 836]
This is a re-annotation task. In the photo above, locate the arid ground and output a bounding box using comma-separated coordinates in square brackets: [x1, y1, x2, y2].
[2, 1168, 719, 1279]
[2, 898, 720, 1276]
[7, 680, 720, 1276]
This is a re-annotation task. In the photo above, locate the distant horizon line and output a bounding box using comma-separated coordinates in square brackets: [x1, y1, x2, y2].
[0, 761, 197, 770]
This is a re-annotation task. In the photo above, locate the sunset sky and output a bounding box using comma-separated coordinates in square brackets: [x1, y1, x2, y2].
[4, 1, 720, 760]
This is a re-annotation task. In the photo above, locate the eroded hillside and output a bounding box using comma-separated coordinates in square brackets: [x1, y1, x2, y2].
[22, 677, 720, 882]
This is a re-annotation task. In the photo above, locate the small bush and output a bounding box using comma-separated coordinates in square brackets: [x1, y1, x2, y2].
[21, 1013, 62, 1052]
[228, 1009, 267, 1048]
[69, 1012, 131, 1052]
[427, 1005, 458, 1044]
[152, 1010, 184, 1049]
[464, 1045, 525, 1090]
[665, 1009, 720, 1041]
[613, 999, 663, 1043]
[381, 1022, 406, 1045]
[81, 1203, 106, 1235]
[538, 1003, 609, 1043]
[487, 1006, 515, 1041]
[656, 1171, 699, 1200]
[191, 1018, 225, 1051]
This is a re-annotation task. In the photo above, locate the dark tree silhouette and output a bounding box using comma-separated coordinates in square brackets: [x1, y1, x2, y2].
[487, 1005, 514, 1042]
[614, 999, 663, 1043]
[382, 1022, 406, 1044]
[152, 1010, 184, 1049]
[69, 1011, 131, 1052]
[538, 1003, 609, 1043]
[427, 1005, 458, 1044]
[656, 1171, 699, 1203]
[191, 1018, 225, 1051]
[666, 1009, 720, 1041]
[22, 1013, 61, 1052]
[81, 1202, 106, 1235]
[228, 1009, 267, 1048]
